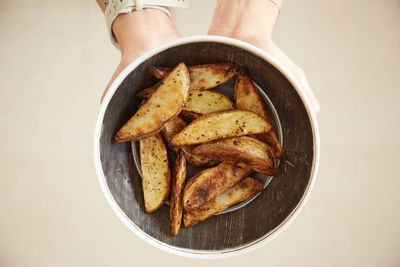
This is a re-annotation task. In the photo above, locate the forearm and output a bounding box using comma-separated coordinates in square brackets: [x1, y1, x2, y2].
[96, 1, 179, 57]
[208, 0, 283, 39]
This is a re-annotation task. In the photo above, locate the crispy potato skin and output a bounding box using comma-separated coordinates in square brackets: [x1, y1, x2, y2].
[184, 90, 234, 114]
[183, 177, 263, 227]
[161, 116, 218, 168]
[136, 86, 157, 99]
[234, 68, 284, 158]
[139, 134, 171, 213]
[114, 62, 190, 142]
[192, 136, 278, 175]
[149, 63, 237, 90]
[170, 151, 187, 236]
[170, 110, 272, 146]
[183, 163, 250, 212]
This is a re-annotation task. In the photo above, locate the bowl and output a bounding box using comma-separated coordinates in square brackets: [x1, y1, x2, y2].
[94, 35, 320, 258]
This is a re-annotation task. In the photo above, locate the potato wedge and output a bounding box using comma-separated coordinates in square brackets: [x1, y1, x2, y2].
[148, 66, 170, 79]
[149, 63, 237, 90]
[181, 147, 218, 168]
[170, 151, 187, 236]
[170, 110, 272, 146]
[188, 63, 237, 90]
[183, 163, 250, 212]
[114, 62, 190, 142]
[139, 134, 171, 213]
[161, 116, 218, 167]
[161, 116, 187, 145]
[253, 132, 283, 158]
[192, 136, 278, 175]
[234, 69, 269, 118]
[234, 68, 284, 158]
[136, 86, 157, 99]
[183, 90, 234, 114]
[183, 177, 263, 227]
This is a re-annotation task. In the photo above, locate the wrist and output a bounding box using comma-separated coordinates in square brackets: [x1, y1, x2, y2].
[112, 9, 179, 57]
[209, 0, 282, 39]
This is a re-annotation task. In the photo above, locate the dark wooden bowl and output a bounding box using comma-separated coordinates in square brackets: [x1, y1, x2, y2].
[94, 36, 319, 258]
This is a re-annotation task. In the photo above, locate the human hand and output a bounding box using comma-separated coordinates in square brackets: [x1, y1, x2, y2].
[100, 8, 180, 102]
[208, 0, 320, 114]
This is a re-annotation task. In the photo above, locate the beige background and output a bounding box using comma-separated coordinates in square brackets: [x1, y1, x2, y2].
[1, 0, 399, 266]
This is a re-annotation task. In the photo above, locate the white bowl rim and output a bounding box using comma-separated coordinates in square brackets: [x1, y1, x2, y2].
[93, 35, 320, 259]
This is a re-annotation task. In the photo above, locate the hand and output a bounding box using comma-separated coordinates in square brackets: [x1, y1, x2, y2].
[100, 9, 180, 103]
[208, 0, 320, 114]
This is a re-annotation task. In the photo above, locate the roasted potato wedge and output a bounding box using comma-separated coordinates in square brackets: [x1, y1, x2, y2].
[139, 134, 171, 213]
[114, 62, 190, 141]
[253, 132, 283, 158]
[181, 147, 218, 168]
[161, 116, 218, 167]
[170, 110, 272, 146]
[192, 136, 278, 175]
[234, 69, 269, 118]
[183, 163, 250, 212]
[183, 177, 263, 227]
[183, 90, 234, 114]
[136, 86, 157, 99]
[188, 63, 237, 90]
[149, 63, 237, 90]
[161, 116, 187, 145]
[234, 69, 284, 158]
[170, 151, 187, 236]
[148, 66, 170, 79]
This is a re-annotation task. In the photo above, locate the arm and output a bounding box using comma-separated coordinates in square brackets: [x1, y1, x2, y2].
[208, 0, 320, 114]
[96, 1, 180, 102]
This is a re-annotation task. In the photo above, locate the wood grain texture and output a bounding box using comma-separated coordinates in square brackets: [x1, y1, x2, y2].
[99, 42, 314, 251]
